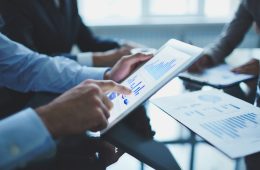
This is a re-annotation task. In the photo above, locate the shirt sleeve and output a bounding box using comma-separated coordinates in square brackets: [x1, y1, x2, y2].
[77, 52, 94, 66]
[0, 108, 56, 170]
[204, 1, 254, 64]
[0, 33, 109, 93]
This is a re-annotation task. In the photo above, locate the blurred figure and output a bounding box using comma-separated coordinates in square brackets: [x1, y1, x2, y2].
[0, 0, 143, 67]
[0, 32, 152, 169]
[0, 0, 145, 115]
[189, 0, 260, 76]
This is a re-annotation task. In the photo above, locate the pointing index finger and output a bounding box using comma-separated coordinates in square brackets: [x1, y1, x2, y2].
[98, 80, 131, 95]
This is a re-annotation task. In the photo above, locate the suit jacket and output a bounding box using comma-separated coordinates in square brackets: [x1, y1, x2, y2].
[0, 0, 120, 57]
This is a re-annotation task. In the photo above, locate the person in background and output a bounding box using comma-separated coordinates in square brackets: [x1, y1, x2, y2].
[189, 0, 260, 76]
[188, 0, 260, 167]
[0, 0, 143, 67]
[0, 0, 145, 115]
[246, 22, 260, 170]
[0, 32, 152, 169]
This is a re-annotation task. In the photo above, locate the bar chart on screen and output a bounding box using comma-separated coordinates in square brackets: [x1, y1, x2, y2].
[126, 75, 146, 96]
[106, 40, 198, 129]
[144, 59, 176, 80]
[143, 44, 191, 81]
[108, 72, 149, 124]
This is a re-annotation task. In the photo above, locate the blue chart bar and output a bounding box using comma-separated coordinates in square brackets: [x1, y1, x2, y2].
[127, 75, 137, 85]
[133, 84, 145, 96]
[201, 113, 257, 139]
[126, 75, 145, 96]
[144, 59, 176, 80]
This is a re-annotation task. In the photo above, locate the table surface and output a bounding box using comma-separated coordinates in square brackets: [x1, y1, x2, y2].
[107, 77, 256, 170]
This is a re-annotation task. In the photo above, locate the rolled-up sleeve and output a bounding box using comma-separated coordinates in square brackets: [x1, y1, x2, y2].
[0, 108, 56, 170]
[0, 33, 109, 93]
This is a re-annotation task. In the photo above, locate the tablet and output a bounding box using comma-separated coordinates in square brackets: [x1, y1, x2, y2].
[101, 39, 203, 134]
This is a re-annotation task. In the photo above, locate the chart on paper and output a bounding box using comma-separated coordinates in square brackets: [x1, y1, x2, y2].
[151, 90, 260, 158]
[144, 59, 176, 80]
[201, 112, 258, 139]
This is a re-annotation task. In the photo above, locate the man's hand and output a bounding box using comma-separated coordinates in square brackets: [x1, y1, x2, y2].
[188, 54, 215, 73]
[92, 40, 147, 67]
[93, 47, 132, 67]
[232, 59, 259, 76]
[253, 22, 260, 35]
[36, 80, 131, 139]
[105, 53, 152, 82]
[121, 41, 146, 49]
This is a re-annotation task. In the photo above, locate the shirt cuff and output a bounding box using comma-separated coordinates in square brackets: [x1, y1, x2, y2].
[0, 108, 56, 169]
[76, 67, 111, 84]
[203, 48, 224, 65]
[77, 52, 93, 66]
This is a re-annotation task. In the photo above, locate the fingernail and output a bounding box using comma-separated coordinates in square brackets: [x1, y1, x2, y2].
[127, 89, 132, 94]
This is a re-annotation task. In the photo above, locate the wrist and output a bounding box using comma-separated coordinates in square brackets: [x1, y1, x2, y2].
[117, 39, 127, 47]
[36, 105, 60, 139]
[206, 55, 214, 65]
[77, 52, 93, 66]
[93, 52, 104, 67]
[104, 70, 111, 80]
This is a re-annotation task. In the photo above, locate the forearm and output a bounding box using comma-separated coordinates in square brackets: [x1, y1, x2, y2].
[0, 108, 56, 170]
[0, 34, 108, 93]
[204, 2, 253, 64]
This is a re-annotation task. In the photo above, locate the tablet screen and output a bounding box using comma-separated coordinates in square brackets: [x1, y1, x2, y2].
[101, 39, 202, 134]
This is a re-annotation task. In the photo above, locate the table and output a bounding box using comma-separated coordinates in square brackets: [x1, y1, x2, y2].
[106, 77, 257, 170]
[25, 77, 259, 170]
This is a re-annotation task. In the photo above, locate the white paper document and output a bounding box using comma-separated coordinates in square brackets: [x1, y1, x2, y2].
[226, 48, 260, 64]
[151, 90, 260, 158]
[179, 64, 254, 87]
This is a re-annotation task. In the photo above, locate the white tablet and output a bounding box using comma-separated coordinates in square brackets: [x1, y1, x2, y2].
[101, 39, 203, 134]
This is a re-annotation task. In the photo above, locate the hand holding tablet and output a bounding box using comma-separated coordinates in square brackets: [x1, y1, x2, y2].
[100, 39, 203, 135]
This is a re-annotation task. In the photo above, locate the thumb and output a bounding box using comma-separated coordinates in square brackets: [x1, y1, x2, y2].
[231, 66, 245, 74]
[124, 53, 153, 65]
